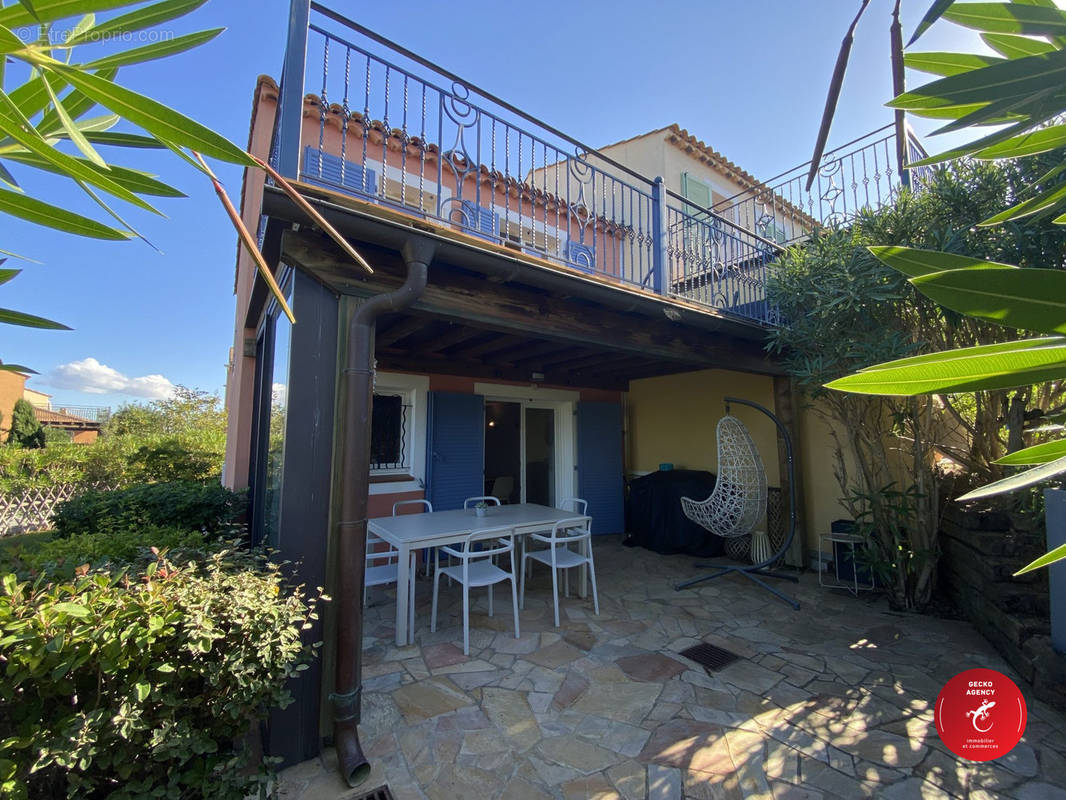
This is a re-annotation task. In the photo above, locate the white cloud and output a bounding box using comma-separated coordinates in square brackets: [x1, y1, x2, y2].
[43, 358, 176, 400]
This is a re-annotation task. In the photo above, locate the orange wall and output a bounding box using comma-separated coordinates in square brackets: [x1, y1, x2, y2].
[223, 76, 280, 490]
[300, 100, 633, 280]
[0, 371, 27, 440]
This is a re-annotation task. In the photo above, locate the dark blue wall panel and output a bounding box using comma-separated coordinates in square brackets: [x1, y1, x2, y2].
[426, 392, 485, 510]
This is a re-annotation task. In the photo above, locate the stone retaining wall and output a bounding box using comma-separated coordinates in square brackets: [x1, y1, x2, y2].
[939, 508, 1066, 709]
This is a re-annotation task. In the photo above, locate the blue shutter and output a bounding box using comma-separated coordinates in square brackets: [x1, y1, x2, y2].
[426, 392, 485, 511]
[566, 240, 595, 271]
[577, 401, 624, 534]
[461, 200, 499, 238]
[302, 146, 376, 196]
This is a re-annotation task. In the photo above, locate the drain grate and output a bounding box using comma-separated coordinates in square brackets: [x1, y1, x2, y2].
[680, 642, 741, 672]
[351, 786, 394, 800]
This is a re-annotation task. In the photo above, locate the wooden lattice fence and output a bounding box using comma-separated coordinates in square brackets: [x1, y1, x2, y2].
[0, 484, 112, 537]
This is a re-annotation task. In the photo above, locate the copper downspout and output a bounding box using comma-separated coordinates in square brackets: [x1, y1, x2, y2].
[332, 238, 434, 787]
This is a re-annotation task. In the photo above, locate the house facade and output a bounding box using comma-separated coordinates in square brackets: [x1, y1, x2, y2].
[221, 3, 921, 768]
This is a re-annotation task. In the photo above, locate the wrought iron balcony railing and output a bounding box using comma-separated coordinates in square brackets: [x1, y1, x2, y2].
[34, 405, 110, 425]
[712, 124, 931, 246]
[271, 2, 927, 328]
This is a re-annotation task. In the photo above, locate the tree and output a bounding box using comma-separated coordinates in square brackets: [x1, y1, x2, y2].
[8, 399, 44, 448]
[769, 157, 1066, 608]
[823, 1, 1066, 573]
[0, 0, 301, 375]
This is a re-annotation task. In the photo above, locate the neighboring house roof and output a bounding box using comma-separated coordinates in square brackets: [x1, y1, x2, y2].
[597, 123, 764, 196]
[33, 407, 100, 428]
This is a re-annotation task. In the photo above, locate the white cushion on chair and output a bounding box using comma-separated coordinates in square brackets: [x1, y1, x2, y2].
[440, 560, 511, 588]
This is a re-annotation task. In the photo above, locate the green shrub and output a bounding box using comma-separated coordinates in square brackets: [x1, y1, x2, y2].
[7, 526, 210, 578]
[40, 427, 71, 445]
[52, 482, 246, 538]
[0, 548, 321, 799]
[8, 400, 44, 449]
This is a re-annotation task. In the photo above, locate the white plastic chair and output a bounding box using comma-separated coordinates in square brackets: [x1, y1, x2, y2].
[523, 497, 587, 578]
[431, 526, 520, 655]
[520, 515, 599, 627]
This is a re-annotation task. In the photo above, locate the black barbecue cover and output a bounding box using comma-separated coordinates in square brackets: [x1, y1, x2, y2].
[625, 469, 724, 556]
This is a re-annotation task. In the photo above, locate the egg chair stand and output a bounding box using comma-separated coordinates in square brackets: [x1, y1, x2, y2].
[674, 396, 800, 610]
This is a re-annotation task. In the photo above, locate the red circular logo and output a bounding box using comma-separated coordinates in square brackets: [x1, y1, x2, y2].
[935, 668, 1027, 761]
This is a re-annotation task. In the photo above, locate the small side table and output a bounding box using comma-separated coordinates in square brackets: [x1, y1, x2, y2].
[819, 531, 874, 596]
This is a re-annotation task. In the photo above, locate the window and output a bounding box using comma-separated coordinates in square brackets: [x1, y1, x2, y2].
[371, 390, 412, 474]
[681, 172, 713, 220]
[383, 177, 437, 214]
[502, 219, 560, 256]
[260, 294, 292, 547]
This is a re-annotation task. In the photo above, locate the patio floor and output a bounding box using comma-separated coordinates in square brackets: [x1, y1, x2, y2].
[277, 536, 1066, 799]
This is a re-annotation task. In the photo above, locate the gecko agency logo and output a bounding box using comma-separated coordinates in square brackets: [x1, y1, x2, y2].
[935, 668, 1027, 761]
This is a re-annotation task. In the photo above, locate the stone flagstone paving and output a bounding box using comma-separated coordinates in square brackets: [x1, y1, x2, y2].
[276, 536, 1066, 799]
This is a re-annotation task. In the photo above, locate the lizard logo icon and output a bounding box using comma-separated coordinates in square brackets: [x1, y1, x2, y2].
[966, 700, 995, 733]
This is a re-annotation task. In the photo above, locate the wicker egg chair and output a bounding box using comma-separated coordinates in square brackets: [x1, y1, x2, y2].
[675, 397, 800, 609]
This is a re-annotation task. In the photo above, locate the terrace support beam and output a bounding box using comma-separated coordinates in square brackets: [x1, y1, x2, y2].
[282, 234, 782, 376]
[773, 376, 807, 569]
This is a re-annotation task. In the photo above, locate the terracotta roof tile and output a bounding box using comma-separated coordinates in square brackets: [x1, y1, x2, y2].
[662, 123, 763, 192]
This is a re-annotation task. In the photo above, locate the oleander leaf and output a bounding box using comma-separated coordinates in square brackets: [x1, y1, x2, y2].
[904, 51, 1004, 77]
[81, 28, 223, 71]
[64, 0, 208, 46]
[974, 122, 1066, 159]
[887, 48, 1066, 110]
[0, 306, 70, 329]
[909, 0, 957, 45]
[0, 185, 130, 238]
[0, 0, 140, 27]
[995, 438, 1066, 465]
[943, 2, 1066, 36]
[1015, 541, 1066, 574]
[957, 455, 1066, 501]
[910, 267, 1066, 334]
[39, 61, 253, 165]
[981, 32, 1057, 58]
[825, 337, 1066, 395]
[867, 246, 1018, 277]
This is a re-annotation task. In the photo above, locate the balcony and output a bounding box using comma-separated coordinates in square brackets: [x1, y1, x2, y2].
[271, 3, 927, 329]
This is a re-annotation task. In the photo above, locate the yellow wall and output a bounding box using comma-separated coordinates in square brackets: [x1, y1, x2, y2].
[629, 369, 852, 560]
[22, 388, 50, 409]
[796, 402, 853, 559]
[628, 369, 781, 488]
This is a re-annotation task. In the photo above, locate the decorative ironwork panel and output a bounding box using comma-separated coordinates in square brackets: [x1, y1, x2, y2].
[370, 393, 409, 471]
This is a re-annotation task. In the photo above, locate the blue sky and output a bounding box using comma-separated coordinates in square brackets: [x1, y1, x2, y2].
[3, 0, 990, 409]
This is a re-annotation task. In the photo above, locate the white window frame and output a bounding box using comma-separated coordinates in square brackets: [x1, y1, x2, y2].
[368, 372, 429, 495]
[475, 382, 577, 505]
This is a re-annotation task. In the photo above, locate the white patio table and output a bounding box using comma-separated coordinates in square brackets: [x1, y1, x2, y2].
[368, 503, 591, 646]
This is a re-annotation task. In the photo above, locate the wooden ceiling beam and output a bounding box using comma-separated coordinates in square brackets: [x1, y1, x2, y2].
[420, 325, 486, 354]
[376, 315, 429, 347]
[453, 333, 525, 359]
[375, 352, 629, 391]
